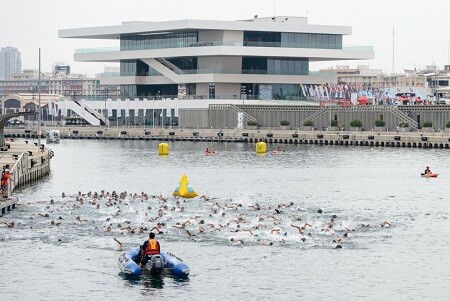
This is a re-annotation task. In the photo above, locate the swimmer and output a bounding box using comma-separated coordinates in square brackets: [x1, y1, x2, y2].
[230, 238, 244, 245]
[1, 221, 14, 228]
[113, 237, 123, 250]
[381, 221, 391, 228]
[269, 227, 281, 234]
[249, 203, 261, 210]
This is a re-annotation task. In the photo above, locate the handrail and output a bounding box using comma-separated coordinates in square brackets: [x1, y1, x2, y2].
[209, 104, 257, 123]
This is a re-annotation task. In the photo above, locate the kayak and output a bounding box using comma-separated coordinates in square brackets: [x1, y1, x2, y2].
[204, 151, 218, 156]
[272, 151, 284, 155]
[421, 173, 438, 178]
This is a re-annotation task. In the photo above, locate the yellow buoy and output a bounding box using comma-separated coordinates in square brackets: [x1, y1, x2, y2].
[158, 143, 169, 155]
[173, 174, 198, 198]
[256, 141, 267, 154]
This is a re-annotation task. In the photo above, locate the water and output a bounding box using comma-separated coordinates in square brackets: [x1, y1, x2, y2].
[1, 140, 449, 300]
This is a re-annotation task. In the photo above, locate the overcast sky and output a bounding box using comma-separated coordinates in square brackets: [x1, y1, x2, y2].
[1, 0, 449, 76]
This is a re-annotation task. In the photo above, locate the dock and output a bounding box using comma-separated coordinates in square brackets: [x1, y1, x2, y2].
[0, 139, 52, 215]
[5, 127, 450, 149]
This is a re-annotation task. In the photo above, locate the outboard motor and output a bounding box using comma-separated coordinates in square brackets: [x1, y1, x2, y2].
[149, 254, 164, 276]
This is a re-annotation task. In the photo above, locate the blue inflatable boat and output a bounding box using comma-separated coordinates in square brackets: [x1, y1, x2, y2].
[118, 248, 190, 277]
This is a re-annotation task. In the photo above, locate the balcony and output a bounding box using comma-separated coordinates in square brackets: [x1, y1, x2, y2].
[75, 41, 373, 54]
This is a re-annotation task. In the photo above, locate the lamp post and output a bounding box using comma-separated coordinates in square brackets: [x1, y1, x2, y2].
[103, 88, 109, 127]
[38, 48, 41, 148]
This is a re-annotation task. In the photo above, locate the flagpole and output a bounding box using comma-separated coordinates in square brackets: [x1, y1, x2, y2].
[38, 48, 41, 148]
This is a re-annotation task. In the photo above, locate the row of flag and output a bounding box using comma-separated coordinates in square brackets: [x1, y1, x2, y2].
[300, 83, 378, 100]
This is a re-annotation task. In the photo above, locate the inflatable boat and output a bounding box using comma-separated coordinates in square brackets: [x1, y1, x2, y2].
[118, 248, 190, 277]
[421, 173, 438, 178]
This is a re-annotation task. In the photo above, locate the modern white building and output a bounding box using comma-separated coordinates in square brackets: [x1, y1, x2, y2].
[0, 47, 22, 80]
[59, 16, 374, 102]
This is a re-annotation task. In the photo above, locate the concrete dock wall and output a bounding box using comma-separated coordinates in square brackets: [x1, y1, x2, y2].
[5, 127, 450, 150]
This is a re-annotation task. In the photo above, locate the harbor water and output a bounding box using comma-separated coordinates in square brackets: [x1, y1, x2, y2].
[0, 140, 449, 300]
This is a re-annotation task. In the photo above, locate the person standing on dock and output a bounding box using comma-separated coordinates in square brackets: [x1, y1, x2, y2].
[1, 167, 13, 199]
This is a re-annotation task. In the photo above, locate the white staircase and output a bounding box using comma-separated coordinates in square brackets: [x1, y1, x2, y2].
[62, 100, 103, 126]
[141, 58, 180, 83]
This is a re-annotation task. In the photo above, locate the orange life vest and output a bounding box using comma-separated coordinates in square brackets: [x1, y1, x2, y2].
[145, 239, 160, 255]
[1, 172, 9, 186]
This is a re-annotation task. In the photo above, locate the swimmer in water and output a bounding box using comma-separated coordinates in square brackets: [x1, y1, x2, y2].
[381, 221, 391, 228]
[114, 237, 123, 250]
[1, 221, 14, 228]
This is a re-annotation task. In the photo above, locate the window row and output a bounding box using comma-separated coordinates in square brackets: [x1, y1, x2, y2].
[120, 32, 198, 50]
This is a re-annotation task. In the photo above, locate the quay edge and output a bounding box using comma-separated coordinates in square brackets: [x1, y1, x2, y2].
[5, 127, 450, 150]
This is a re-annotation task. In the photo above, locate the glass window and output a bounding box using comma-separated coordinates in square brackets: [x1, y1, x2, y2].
[329, 35, 336, 49]
[316, 34, 322, 48]
[322, 35, 329, 48]
[336, 35, 342, 48]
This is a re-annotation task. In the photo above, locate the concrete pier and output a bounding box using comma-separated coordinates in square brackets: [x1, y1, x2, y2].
[5, 127, 450, 149]
[0, 139, 52, 215]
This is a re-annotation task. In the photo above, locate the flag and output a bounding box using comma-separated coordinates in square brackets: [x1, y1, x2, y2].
[174, 108, 179, 118]
[48, 100, 54, 115]
[134, 98, 139, 117]
[107, 99, 112, 117]
[60, 100, 67, 117]
[125, 98, 130, 117]
[300, 84, 306, 97]
[167, 108, 172, 118]
[117, 99, 122, 117]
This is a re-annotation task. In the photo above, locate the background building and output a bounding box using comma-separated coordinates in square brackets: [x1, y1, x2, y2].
[0, 47, 22, 80]
[60, 16, 374, 102]
[0, 67, 120, 99]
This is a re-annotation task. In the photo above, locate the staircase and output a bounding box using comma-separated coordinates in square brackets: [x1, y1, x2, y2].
[62, 101, 102, 126]
[155, 58, 184, 74]
[302, 107, 328, 124]
[75, 100, 109, 126]
[390, 107, 418, 129]
[141, 58, 180, 83]
[228, 105, 258, 123]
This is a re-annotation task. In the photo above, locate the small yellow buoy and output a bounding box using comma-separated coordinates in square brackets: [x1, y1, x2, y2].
[256, 141, 267, 154]
[158, 143, 169, 155]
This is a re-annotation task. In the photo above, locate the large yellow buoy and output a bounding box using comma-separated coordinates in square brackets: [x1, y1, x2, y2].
[256, 141, 267, 154]
[158, 143, 169, 155]
[172, 174, 198, 198]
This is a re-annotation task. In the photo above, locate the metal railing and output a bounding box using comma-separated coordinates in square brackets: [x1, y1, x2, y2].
[99, 70, 335, 77]
[213, 104, 258, 122]
[75, 41, 373, 54]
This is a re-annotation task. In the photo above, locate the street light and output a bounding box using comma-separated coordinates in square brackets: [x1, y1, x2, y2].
[103, 88, 109, 127]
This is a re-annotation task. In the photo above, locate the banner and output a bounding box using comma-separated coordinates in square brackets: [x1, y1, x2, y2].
[48, 100, 54, 116]
[60, 100, 67, 117]
[125, 99, 130, 117]
[237, 112, 244, 129]
[107, 99, 112, 117]
[134, 98, 139, 116]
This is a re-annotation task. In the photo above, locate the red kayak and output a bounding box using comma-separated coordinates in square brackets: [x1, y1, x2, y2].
[421, 173, 438, 178]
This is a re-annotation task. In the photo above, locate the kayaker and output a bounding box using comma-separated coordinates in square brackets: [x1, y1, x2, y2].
[424, 166, 432, 175]
[140, 232, 161, 268]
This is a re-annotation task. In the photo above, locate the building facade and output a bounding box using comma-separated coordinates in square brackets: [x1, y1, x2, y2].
[0, 69, 120, 99]
[60, 16, 374, 102]
[0, 47, 22, 80]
